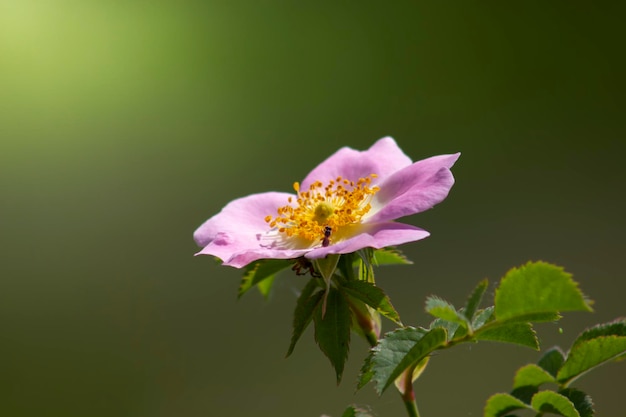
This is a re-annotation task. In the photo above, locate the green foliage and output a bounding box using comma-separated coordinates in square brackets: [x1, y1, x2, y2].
[464, 278, 489, 321]
[358, 327, 447, 394]
[285, 251, 415, 384]
[531, 391, 580, 417]
[560, 389, 594, 417]
[485, 391, 584, 417]
[358, 261, 598, 407]
[475, 322, 539, 349]
[484, 318, 626, 417]
[494, 261, 592, 321]
[484, 393, 529, 417]
[314, 287, 351, 384]
[512, 364, 555, 389]
[537, 347, 566, 377]
[371, 247, 412, 266]
[472, 306, 494, 329]
[268, 256, 620, 416]
[239, 259, 293, 298]
[557, 318, 626, 386]
[287, 278, 324, 357]
[425, 296, 468, 327]
[256, 275, 275, 298]
[341, 280, 402, 325]
[340, 405, 374, 417]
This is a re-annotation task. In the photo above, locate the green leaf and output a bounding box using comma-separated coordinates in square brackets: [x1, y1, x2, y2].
[286, 278, 324, 357]
[531, 390, 580, 417]
[371, 247, 412, 266]
[513, 364, 556, 389]
[429, 317, 461, 341]
[464, 279, 489, 322]
[425, 296, 468, 328]
[358, 328, 428, 391]
[559, 388, 594, 417]
[475, 322, 539, 349]
[359, 327, 446, 395]
[341, 405, 374, 417]
[494, 261, 592, 321]
[484, 393, 530, 417]
[570, 318, 626, 348]
[341, 280, 402, 325]
[314, 287, 351, 384]
[557, 335, 626, 386]
[472, 306, 495, 329]
[239, 259, 293, 298]
[537, 347, 566, 378]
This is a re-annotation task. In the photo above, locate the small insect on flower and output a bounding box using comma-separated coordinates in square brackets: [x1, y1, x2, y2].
[193, 137, 460, 268]
[322, 226, 332, 247]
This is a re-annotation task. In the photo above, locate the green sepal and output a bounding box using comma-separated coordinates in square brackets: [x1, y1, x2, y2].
[557, 319, 626, 386]
[337, 253, 359, 281]
[314, 254, 341, 316]
[357, 249, 375, 282]
[341, 405, 374, 417]
[484, 393, 530, 417]
[475, 322, 539, 350]
[256, 276, 275, 298]
[494, 261, 592, 322]
[348, 298, 381, 347]
[358, 327, 446, 395]
[531, 390, 580, 417]
[464, 278, 489, 322]
[239, 259, 293, 299]
[314, 254, 341, 283]
[371, 247, 412, 266]
[286, 278, 324, 357]
[341, 280, 402, 325]
[313, 287, 351, 384]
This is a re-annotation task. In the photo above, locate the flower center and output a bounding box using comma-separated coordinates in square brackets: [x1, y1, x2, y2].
[265, 174, 380, 246]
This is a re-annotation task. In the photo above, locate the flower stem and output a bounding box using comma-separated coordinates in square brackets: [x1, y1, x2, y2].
[401, 387, 421, 417]
[399, 368, 421, 417]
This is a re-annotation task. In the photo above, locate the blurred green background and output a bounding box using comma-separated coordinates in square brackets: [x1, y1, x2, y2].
[1, 1, 624, 416]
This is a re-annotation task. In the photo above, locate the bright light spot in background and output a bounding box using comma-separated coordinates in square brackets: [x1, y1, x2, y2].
[0, 1, 222, 150]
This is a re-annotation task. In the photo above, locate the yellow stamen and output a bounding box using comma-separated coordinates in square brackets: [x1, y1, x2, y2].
[266, 174, 380, 246]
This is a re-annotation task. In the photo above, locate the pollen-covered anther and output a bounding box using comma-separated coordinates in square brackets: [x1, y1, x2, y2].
[265, 174, 380, 246]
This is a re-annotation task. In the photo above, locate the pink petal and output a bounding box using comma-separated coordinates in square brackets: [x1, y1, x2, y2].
[366, 153, 460, 223]
[301, 137, 412, 190]
[194, 192, 296, 265]
[216, 247, 310, 268]
[194, 191, 293, 245]
[304, 222, 430, 259]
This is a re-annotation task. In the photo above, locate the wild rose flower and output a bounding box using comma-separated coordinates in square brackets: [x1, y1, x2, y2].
[194, 137, 459, 268]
